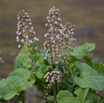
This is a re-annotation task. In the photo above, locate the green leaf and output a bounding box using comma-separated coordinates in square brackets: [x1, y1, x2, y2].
[74, 88, 89, 103]
[84, 57, 99, 67]
[16, 92, 24, 103]
[57, 88, 89, 103]
[14, 42, 40, 69]
[68, 43, 95, 61]
[32, 60, 49, 80]
[8, 68, 36, 83]
[0, 79, 7, 100]
[14, 44, 31, 69]
[48, 96, 55, 103]
[84, 57, 104, 76]
[84, 56, 92, 67]
[93, 62, 104, 76]
[92, 58, 99, 65]
[100, 100, 104, 103]
[67, 63, 76, 76]
[57, 90, 80, 103]
[40, 49, 47, 57]
[85, 91, 101, 103]
[0, 75, 23, 100]
[0, 68, 35, 100]
[73, 61, 104, 91]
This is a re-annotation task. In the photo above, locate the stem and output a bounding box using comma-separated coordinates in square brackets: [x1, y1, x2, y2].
[50, 16, 55, 72]
[64, 39, 69, 90]
[53, 83, 57, 103]
[8, 100, 11, 103]
[25, 27, 33, 69]
[45, 95, 48, 103]
[50, 44, 53, 71]
[27, 45, 33, 67]
[57, 81, 60, 92]
[62, 83, 63, 90]
[45, 88, 49, 103]
[72, 82, 76, 87]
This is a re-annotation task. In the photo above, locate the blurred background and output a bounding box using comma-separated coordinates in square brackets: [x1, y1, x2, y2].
[0, 0, 104, 77]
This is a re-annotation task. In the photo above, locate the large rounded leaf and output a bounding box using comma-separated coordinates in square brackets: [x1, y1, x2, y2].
[73, 61, 104, 91]
[85, 91, 102, 103]
[57, 90, 80, 103]
[93, 62, 104, 76]
[74, 88, 89, 103]
[57, 88, 88, 103]
[0, 68, 36, 100]
[68, 43, 95, 61]
[9, 68, 35, 83]
[0, 75, 24, 100]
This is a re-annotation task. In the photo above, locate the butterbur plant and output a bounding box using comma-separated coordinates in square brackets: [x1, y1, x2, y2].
[16, 10, 39, 68]
[0, 6, 104, 103]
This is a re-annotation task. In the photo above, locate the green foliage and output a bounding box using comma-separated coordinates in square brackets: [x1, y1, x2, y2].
[32, 60, 49, 80]
[74, 88, 89, 103]
[67, 43, 95, 61]
[84, 56, 104, 76]
[14, 42, 40, 69]
[93, 62, 104, 76]
[101, 100, 104, 103]
[57, 88, 89, 103]
[0, 68, 35, 100]
[73, 61, 104, 91]
[85, 91, 102, 103]
[1, 41, 104, 102]
[57, 90, 80, 103]
[1, 41, 104, 103]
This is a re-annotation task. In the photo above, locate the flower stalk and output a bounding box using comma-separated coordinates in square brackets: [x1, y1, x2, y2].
[16, 10, 39, 69]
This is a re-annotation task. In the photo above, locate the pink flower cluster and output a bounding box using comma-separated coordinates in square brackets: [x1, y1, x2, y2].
[16, 10, 39, 48]
[43, 6, 76, 66]
[44, 71, 63, 89]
